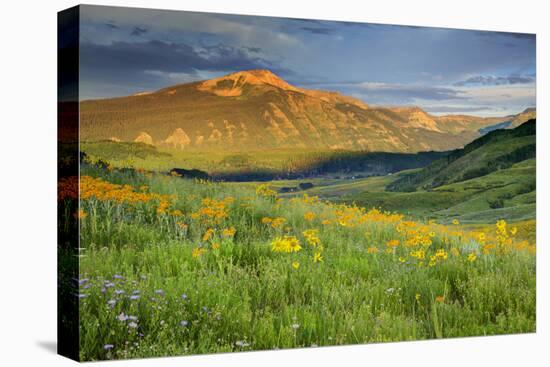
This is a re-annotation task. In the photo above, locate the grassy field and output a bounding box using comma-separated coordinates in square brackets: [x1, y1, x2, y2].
[288, 159, 535, 225]
[60, 164, 536, 361]
[80, 141, 446, 179]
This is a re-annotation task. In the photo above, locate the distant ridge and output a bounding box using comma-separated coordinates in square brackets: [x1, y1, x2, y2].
[80, 69, 535, 152]
[387, 119, 536, 192]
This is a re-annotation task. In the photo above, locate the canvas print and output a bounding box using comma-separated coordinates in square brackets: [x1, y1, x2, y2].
[58, 5, 536, 361]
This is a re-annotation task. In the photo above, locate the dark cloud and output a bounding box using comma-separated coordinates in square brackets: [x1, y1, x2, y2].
[339, 83, 464, 104]
[130, 26, 148, 36]
[454, 75, 535, 86]
[299, 27, 335, 35]
[424, 106, 493, 113]
[243, 46, 261, 53]
[80, 40, 293, 99]
[81, 40, 277, 74]
[104, 22, 119, 29]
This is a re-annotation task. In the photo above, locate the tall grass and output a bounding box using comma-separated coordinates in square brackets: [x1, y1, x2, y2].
[70, 166, 536, 361]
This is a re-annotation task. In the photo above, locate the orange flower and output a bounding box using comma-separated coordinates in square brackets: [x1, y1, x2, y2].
[74, 209, 87, 219]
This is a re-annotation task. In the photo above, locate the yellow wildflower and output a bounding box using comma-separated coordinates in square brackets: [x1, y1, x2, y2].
[202, 228, 215, 242]
[313, 252, 323, 263]
[170, 209, 183, 217]
[192, 247, 206, 258]
[222, 227, 236, 237]
[303, 229, 321, 247]
[271, 236, 302, 253]
[304, 211, 316, 221]
[271, 217, 286, 228]
[386, 239, 400, 248]
[256, 184, 277, 198]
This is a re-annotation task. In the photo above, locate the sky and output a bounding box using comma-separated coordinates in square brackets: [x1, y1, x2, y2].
[78, 5, 536, 116]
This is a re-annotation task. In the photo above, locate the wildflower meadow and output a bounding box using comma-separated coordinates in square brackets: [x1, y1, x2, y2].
[59, 163, 536, 361]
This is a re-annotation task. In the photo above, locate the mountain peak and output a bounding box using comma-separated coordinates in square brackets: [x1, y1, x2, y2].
[197, 69, 301, 96]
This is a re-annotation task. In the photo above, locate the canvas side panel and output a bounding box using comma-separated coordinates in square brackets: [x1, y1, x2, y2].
[57, 5, 80, 362]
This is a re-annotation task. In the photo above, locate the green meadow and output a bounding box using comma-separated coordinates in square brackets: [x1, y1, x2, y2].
[66, 159, 536, 361]
[65, 121, 536, 360]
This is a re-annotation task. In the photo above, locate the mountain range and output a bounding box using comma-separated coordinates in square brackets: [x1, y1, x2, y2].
[80, 69, 535, 153]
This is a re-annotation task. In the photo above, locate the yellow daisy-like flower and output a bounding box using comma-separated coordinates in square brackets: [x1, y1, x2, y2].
[313, 252, 323, 263]
[192, 247, 206, 258]
[270, 217, 286, 228]
[202, 228, 215, 242]
[271, 236, 302, 253]
[211, 243, 220, 250]
[386, 239, 400, 248]
[303, 229, 321, 247]
[304, 211, 316, 221]
[452, 219, 460, 225]
[170, 209, 183, 217]
[292, 261, 300, 269]
[222, 227, 236, 237]
[467, 252, 477, 262]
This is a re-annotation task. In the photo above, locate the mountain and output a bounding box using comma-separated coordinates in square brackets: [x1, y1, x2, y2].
[80, 69, 535, 152]
[510, 107, 536, 128]
[474, 108, 537, 135]
[386, 119, 536, 192]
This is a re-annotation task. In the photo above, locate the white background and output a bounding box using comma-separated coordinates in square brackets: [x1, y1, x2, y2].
[0, 0, 547, 365]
